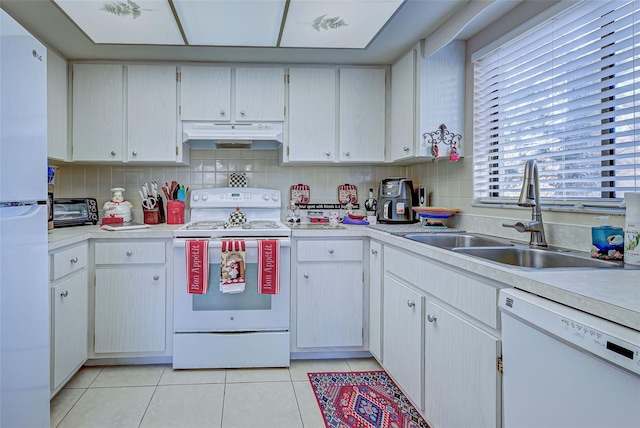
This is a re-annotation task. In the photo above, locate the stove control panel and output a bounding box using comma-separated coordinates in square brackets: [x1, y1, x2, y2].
[190, 187, 281, 209]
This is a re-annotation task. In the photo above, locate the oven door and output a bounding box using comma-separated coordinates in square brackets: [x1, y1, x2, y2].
[173, 238, 290, 332]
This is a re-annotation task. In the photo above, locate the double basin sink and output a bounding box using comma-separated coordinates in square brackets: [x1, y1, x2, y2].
[401, 233, 623, 269]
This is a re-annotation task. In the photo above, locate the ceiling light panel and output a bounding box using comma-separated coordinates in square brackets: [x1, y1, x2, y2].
[280, 0, 404, 49]
[173, 0, 286, 47]
[53, 0, 184, 45]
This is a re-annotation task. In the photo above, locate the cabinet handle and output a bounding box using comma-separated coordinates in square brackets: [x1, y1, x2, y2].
[153, 275, 160, 281]
[240, 110, 245, 116]
[427, 314, 437, 323]
[344, 151, 351, 157]
[60, 291, 68, 297]
[70, 257, 78, 263]
[131, 151, 137, 156]
[303, 273, 309, 279]
[403, 146, 410, 152]
[220, 109, 225, 116]
[371, 249, 378, 255]
[328, 249, 334, 254]
[110, 151, 116, 156]
[126, 251, 133, 256]
[325, 151, 331, 157]
[407, 300, 415, 308]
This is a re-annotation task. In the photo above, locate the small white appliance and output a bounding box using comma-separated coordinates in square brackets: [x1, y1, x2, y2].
[499, 289, 640, 428]
[0, 9, 50, 427]
[172, 187, 291, 368]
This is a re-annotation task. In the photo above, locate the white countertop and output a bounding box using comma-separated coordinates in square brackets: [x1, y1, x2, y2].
[48, 222, 640, 331]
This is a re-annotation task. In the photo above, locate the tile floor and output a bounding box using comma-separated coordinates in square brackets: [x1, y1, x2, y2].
[50, 358, 382, 428]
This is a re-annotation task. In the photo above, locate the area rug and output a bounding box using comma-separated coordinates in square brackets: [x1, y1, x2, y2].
[308, 371, 430, 428]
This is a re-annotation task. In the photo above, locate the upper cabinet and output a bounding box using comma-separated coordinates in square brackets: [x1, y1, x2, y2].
[180, 66, 285, 122]
[389, 41, 465, 163]
[47, 49, 69, 161]
[71, 63, 188, 164]
[284, 66, 387, 164]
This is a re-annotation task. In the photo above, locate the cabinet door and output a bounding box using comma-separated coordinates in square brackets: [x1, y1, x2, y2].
[52, 271, 88, 390]
[95, 268, 166, 353]
[424, 301, 500, 428]
[180, 66, 231, 121]
[127, 65, 178, 162]
[296, 264, 363, 348]
[287, 68, 337, 162]
[383, 275, 423, 409]
[47, 49, 68, 161]
[339, 68, 386, 162]
[390, 49, 416, 161]
[368, 241, 383, 361]
[235, 67, 285, 121]
[72, 64, 124, 161]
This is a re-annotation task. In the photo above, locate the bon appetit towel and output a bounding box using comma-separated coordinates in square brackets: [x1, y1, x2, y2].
[220, 240, 246, 294]
[258, 239, 280, 294]
[186, 240, 209, 294]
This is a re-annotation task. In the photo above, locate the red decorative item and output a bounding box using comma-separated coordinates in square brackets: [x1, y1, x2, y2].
[338, 184, 358, 204]
[100, 216, 123, 226]
[290, 184, 310, 204]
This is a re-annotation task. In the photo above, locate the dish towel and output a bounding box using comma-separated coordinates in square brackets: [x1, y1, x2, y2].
[220, 240, 246, 293]
[186, 240, 209, 294]
[258, 240, 280, 294]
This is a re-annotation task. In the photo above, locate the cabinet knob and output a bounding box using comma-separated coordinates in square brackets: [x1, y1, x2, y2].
[60, 291, 69, 297]
[240, 110, 245, 116]
[407, 300, 416, 308]
[427, 314, 437, 323]
[131, 151, 137, 156]
[344, 151, 351, 157]
[70, 257, 78, 263]
[325, 151, 331, 157]
[303, 273, 309, 279]
[403, 146, 410, 152]
[126, 251, 133, 256]
[153, 275, 160, 281]
[328, 249, 334, 254]
[371, 249, 378, 255]
[110, 151, 116, 156]
[220, 109, 225, 115]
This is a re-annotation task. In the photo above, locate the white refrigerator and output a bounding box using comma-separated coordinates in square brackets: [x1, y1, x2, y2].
[0, 9, 50, 427]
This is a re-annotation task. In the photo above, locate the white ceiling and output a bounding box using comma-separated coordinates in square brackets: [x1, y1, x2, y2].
[0, 0, 522, 65]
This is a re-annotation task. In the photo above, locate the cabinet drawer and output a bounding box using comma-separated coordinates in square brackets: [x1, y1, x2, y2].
[51, 242, 88, 281]
[297, 240, 363, 262]
[95, 241, 165, 265]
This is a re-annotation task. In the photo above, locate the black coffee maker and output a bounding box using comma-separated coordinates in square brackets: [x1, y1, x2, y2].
[377, 178, 416, 223]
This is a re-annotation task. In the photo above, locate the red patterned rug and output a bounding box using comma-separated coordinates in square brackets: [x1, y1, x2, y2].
[308, 371, 430, 428]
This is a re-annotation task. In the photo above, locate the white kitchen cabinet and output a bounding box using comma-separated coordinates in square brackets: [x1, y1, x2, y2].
[180, 65, 231, 121]
[293, 238, 364, 350]
[424, 300, 500, 428]
[47, 49, 69, 161]
[368, 240, 383, 361]
[339, 68, 386, 162]
[286, 68, 337, 162]
[93, 240, 168, 354]
[383, 274, 424, 410]
[72, 63, 124, 161]
[127, 65, 179, 162]
[390, 49, 416, 161]
[49, 241, 88, 394]
[235, 67, 285, 121]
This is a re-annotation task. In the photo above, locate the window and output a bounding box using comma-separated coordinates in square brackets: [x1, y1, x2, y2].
[473, 0, 639, 206]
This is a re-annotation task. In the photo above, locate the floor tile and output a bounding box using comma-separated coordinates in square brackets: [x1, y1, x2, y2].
[222, 381, 303, 428]
[159, 365, 227, 385]
[140, 384, 225, 428]
[90, 364, 164, 388]
[226, 367, 291, 383]
[63, 366, 103, 389]
[289, 359, 351, 381]
[50, 388, 85, 428]
[293, 380, 326, 428]
[345, 357, 383, 372]
[57, 386, 155, 428]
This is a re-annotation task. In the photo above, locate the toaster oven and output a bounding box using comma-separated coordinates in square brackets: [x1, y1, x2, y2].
[53, 198, 99, 227]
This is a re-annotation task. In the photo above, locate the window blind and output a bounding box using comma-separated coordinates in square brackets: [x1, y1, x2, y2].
[473, 0, 639, 205]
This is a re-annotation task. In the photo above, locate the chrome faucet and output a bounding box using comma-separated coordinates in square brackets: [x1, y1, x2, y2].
[503, 159, 548, 247]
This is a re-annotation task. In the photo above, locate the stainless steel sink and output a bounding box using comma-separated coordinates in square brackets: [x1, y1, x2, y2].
[452, 247, 622, 269]
[402, 233, 513, 248]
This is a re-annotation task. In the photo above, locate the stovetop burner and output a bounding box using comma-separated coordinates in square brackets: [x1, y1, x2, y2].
[185, 221, 227, 230]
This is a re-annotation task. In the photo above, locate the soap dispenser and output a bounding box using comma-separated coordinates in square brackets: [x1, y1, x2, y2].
[590, 216, 624, 260]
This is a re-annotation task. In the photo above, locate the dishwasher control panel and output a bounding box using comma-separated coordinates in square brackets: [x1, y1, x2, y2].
[500, 289, 640, 376]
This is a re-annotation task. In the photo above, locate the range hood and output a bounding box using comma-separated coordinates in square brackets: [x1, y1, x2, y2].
[182, 122, 283, 149]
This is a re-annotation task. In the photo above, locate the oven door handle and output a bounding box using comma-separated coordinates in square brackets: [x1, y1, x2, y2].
[174, 238, 291, 249]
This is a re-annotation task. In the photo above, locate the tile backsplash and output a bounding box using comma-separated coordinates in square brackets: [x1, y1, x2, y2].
[51, 150, 406, 223]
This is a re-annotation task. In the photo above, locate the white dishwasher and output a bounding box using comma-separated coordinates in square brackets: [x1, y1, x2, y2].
[499, 288, 640, 428]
